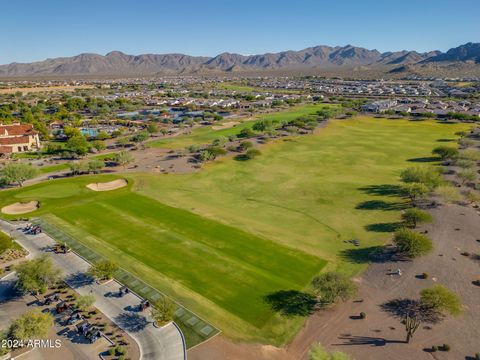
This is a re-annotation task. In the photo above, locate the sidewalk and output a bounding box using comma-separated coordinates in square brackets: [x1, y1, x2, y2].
[0, 220, 186, 360]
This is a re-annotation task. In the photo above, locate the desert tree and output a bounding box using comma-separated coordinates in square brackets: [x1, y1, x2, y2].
[15, 256, 62, 294]
[401, 183, 429, 204]
[9, 310, 54, 342]
[401, 208, 432, 228]
[393, 228, 433, 258]
[400, 167, 442, 190]
[151, 297, 176, 327]
[309, 343, 351, 360]
[382, 285, 461, 343]
[87, 259, 118, 281]
[432, 146, 459, 161]
[114, 151, 134, 169]
[457, 168, 477, 185]
[75, 294, 96, 312]
[311, 272, 357, 306]
[1, 163, 37, 187]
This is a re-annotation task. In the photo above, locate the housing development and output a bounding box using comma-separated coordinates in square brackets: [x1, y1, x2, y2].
[0, 2, 479, 360]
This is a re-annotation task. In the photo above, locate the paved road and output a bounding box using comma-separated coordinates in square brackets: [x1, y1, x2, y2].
[0, 220, 187, 360]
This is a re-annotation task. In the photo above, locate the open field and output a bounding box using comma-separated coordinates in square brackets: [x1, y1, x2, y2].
[0, 85, 94, 94]
[216, 82, 301, 94]
[0, 117, 469, 346]
[135, 118, 470, 275]
[148, 103, 337, 149]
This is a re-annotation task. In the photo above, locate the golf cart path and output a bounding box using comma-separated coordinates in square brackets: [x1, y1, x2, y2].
[0, 219, 186, 360]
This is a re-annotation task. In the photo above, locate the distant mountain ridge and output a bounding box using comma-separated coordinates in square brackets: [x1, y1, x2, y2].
[0, 43, 479, 77]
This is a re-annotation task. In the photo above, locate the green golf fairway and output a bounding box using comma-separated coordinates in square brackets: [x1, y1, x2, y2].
[0, 116, 469, 344]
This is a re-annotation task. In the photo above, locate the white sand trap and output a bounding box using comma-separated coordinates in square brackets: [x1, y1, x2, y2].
[86, 179, 128, 192]
[2, 201, 39, 214]
[212, 121, 240, 130]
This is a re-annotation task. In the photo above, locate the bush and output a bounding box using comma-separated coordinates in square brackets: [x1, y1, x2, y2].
[309, 343, 351, 360]
[443, 344, 450, 352]
[393, 228, 433, 258]
[115, 346, 126, 356]
[475, 352, 480, 360]
[432, 146, 459, 160]
[359, 312, 366, 319]
[435, 185, 462, 204]
[400, 167, 442, 190]
[401, 208, 432, 228]
[421, 272, 429, 279]
[431, 345, 438, 352]
[245, 149, 261, 159]
[108, 347, 115, 356]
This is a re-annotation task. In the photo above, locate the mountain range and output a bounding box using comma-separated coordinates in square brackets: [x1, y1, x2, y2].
[1, 43, 479, 77]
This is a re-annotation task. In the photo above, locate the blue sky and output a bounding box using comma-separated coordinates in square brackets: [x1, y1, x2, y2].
[1, 0, 478, 64]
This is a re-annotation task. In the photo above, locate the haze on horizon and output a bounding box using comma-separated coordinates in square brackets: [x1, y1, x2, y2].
[1, 0, 479, 65]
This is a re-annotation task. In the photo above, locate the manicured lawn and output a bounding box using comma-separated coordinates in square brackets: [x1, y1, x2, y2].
[0, 231, 14, 254]
[0, 117, 470, 345]
[38, 163, 70, 174]
[216, 82, 300, 94]
[133, 117, 470, 276]
[148, 103, 337, 149]
[0, 174, 325, 344]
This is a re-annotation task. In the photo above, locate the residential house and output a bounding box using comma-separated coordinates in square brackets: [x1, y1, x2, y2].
[0, 123, 41, 155]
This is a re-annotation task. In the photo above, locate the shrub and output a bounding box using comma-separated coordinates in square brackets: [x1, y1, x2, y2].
[115, 346, 126, 356]
[309, 343, 351, 360]
[393, 228, 433, 258]
[431, 345, 438, 352]
[108, 347, 115, 356]
[359, 312, 366, 319]
[435, 185, 462, 204]
[421, 272, 428, 279]
[400, 167, 442, 190]
[401, 208, 432, 228]
[475, 352, 480, 360]
[432, 146, 459, 160]
[245, 149, 261, 159]
[443, 344, 450, 352]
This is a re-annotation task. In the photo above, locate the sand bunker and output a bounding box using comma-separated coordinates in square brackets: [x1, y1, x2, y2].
[86, 179, 128, 192]
[1, 201, 39, 214]
[212, 121, 240, 130]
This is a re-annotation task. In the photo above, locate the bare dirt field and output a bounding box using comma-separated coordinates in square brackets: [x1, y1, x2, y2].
[129, 147, 199, 174]
[1, 200, 39, 214]
[189, 202, 480, 360]
[0, 85, 93, 94]
[86, 179, 127, 191]
[212, 121, 240, 130]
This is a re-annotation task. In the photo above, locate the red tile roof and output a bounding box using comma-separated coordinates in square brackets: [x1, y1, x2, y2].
[0, 123, 37, 136]
[0, 135, 31, 145]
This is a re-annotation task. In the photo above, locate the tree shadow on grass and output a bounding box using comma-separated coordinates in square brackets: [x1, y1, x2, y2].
[357, 184, 402, 197]
[234, 154, 249, 161]
[356, 200, 406, 211]
[407, 156, 440, 163]
[264, 290, 317, 317]
[339, 246, 405, 264]
[364, 222, 402, 233]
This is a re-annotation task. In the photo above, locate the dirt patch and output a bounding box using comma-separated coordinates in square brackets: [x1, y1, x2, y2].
[0, 85, 94, 94]
[86, 179, 128, 191]
[212, 121, 240, 130]
[1, 201, 39, 214]
[190, 202, 480, 360]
